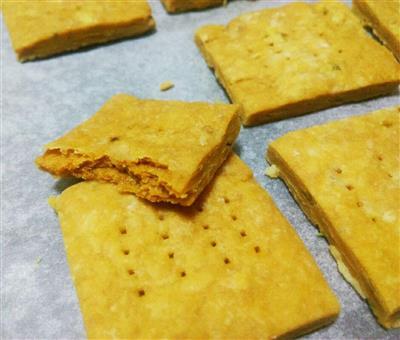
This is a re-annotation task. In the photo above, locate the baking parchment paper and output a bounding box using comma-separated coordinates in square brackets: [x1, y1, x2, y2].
[2, 0, 400, 339]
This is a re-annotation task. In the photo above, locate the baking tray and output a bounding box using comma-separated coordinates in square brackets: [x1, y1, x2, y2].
[2, 0, 399, 338]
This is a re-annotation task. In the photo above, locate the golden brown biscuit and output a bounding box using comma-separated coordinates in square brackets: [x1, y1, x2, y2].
[2, 0, 155, 61]
[161, 0, 225, 13]
[195, 0, 400, 126]
[36, 94, 240, 206]
[50, 153, 340, 339]
[353, 0, 400, 61]
[267, 107, 400, 328]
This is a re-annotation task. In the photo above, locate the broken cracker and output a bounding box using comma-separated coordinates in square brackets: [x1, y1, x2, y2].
[353, 0, 400, 61]
[195, 0, 400, 126]
[36, 94, 240, 206]
[2, 0, 155, 62]
[50, 153, 340, 339]
[161, 0, 225, 13]
[267, 106, 400, 328]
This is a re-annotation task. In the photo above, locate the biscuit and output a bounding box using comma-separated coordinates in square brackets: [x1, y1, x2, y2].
[195, 0, 400, 125]
[267, 107, 400, 328]
[353, 0, 400, 61]
[50, 153, 340, 339]
[2, 0, 155, 61]
[36, 94, 240, 206]
[161, 0, 225, 13]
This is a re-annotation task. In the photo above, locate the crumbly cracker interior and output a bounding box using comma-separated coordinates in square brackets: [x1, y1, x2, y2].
[37, 94, 240, 205]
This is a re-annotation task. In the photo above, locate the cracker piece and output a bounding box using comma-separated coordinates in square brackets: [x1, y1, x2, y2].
[36, 94, 240, 206]
[267, 107, 400, 328]
[160, 81, 175, 91]
[50, 154, 340, 339]
[353, 0, 400, 61]
[2, 0, 155, 62]
[161, 0, 224, 13]
[195, 0, 400, 126]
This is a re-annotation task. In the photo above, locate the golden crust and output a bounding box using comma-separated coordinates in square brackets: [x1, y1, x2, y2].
[2, 0, 155, 61]
[36, 94, 240, 206]
[161, 0, 224, 13]
[195, 0, 400, 126]
[353, 0, 400, 61]
[51, 153, 340, 339]
[267, 107, 400, 328]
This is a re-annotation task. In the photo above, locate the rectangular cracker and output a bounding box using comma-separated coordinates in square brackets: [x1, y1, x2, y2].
[353, 0, 400, 61]
[50, 153, 340, 339]
[36, 94, 240, 206]
[161, 0, 225, 13]
[195, 0, 400, 126]
[267, 107, 400, 328]
[2, 0, 155, 61]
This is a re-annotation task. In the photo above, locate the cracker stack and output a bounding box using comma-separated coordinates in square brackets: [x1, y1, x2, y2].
[37, 94, 341, 338]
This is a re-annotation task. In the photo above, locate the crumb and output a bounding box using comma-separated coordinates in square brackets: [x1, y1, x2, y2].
[265, 164, 280, 178]
[35, 256, 42, 267]
[160, 81, 174, 91]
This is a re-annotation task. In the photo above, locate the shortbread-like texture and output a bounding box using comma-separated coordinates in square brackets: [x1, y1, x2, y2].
[161, 0, 224, 13]
[2, 0, 155, 61]
[195, 0, 400, 125]
[50, 154, 340, 339]
[353, 0, 400, 60]
[36, 94, 240, 206]
[267, 107, 400, 328]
